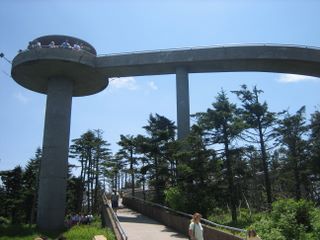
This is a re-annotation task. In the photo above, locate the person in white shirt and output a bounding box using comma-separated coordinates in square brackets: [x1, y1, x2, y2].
[61, 40, 71, 49]
[189, 212, 204, 240]
[49, 41, 56, 48]
[73, 43, 81, 51]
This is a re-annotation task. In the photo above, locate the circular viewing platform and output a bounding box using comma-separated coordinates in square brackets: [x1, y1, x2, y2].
[11, 35, 108, 97]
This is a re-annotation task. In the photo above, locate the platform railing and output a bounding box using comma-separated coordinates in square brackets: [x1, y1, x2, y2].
[18, 45, 95, 56]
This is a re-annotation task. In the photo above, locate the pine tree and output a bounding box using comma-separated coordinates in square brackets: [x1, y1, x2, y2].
[232, 85, 277, 208]
[141, 114, 176, 203]
[275, 106, 308, 200]
[195, 90, 245, 222]
[117, 135, 138, 196]
[23, 147, 41, 224]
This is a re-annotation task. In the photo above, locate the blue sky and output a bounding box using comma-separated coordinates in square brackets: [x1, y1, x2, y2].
[1, 0, 320, 171]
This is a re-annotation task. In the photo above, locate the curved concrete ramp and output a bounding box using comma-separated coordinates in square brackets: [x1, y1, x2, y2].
[117, 207, 188, 240]
[96, 45, 320, 78]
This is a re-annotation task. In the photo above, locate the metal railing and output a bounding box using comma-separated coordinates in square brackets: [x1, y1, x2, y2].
[18, 45, 95, 56]
[126, 196, 247, 239]
[102, 193, 128, 240]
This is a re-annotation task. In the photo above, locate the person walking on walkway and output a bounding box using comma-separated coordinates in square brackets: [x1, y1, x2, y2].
[189, 212, 204, 240]
[111, 191, 119, 213]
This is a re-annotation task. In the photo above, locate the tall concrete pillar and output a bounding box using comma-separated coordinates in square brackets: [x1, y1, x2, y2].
[11, 35, 108, 233]
[176, 67, 190, 140]
[37, 78, 73, 232]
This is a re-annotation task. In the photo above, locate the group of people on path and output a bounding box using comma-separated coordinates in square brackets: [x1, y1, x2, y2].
[188, 212, 261, 240]
[66, 213, 94, 227]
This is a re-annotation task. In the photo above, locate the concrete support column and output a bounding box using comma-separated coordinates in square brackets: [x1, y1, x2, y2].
[37, 78, 73, 232]
[176, 67, 190, 140]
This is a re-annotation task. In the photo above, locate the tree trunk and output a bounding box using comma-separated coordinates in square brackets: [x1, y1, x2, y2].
[293, 150, 302, 200]
[258, 121, 272, 208]
[224, 129, 237, 223]
[130, 149, 135, 197]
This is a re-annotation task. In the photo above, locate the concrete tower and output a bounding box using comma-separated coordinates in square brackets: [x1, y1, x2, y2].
[11, 35, 108, 232]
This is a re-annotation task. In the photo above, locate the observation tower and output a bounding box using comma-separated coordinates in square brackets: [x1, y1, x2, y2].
[11, 35, 108, 232]
[11, 34, 320, 233]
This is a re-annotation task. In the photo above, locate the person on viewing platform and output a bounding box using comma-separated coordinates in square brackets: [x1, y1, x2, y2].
[49, 41, 56, 48]
[248, 229, 262, 240]
[189, 212, 204, 240]
[61, 39, 71, 49]
[35, 41, 41, 48]
[73, 42, 81, 51]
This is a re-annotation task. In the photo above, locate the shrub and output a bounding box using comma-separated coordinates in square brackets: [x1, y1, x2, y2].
[251, 198, 318, 240]
[164, 186, 187, 211]
[251, 217, 285, 240]
[0, 216, 10, 226]
[311, 208, 320, 239]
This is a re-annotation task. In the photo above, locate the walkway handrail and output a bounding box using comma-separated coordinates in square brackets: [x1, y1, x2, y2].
[102, 193, 128, 240]
[126, 196, 247, 237]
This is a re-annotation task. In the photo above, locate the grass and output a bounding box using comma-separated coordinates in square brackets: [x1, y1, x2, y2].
[0, 218, 115, 240]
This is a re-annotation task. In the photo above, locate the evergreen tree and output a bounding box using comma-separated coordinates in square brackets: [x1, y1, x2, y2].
[232, 85, 277, 207]
[23, 147, 41, 224]
[195, 90, 245, 222]
[171, 125, 217, 217]
[309, 110, 320, 202]
[117, 135, 138, 196]
[0, 166, 24, 224]
[69, 129, 111, 213]
[141, 114, 176, 203]
[275, 106, 309, 200]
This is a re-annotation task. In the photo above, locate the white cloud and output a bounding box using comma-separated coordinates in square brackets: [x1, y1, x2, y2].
[147, 81, 158, 90]
[278, 74, 319, 83]
[109, 77, 138, 90]
[13, 92, 29, 104]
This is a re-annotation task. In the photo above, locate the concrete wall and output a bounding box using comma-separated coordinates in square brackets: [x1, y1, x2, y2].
[101, 195, 126, 240]
[122, 197, 244, 240]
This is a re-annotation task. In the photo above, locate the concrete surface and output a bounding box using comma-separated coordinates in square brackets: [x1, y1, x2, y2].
[117, 207, 188, 240]
[176, 67, 190, 140]
[11, 48, 108, 96]
[37, 78, 73, 232]
[96, 45, 320, 77]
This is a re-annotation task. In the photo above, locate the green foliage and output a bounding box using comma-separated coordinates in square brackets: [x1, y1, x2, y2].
[0, 216, 10, 226]
[209, 208, 254, 229]
[0, 225, 38, 240]
[164, 186, 186, 211]
[251, 199, 319, 240]
[139, 114, 176, 203]
[69, 129, 111, 214]
[194, 90, 245, 222]
[63, 221, 115, 240]
[0, 220, 115, 240]
[311, 208, 320, 239]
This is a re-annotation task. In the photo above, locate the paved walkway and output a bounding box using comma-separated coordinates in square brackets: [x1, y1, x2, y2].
[117, 207, 188, 240]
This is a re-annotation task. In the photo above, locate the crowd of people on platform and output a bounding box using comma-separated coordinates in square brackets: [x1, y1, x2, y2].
[27, 39, 84, 52]
[65, 213, 94, 227]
